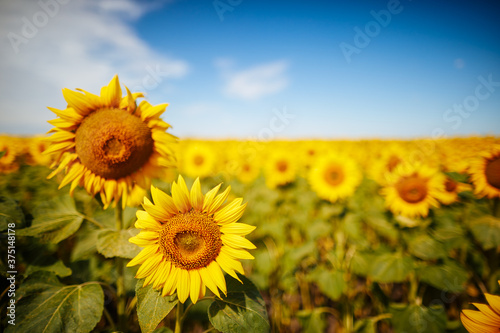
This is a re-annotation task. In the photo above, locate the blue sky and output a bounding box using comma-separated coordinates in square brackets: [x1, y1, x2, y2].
[1, 0, 499, 139]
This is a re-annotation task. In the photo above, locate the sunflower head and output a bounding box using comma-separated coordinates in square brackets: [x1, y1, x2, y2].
[308, 154, 362, 203]
[470, 145, 500, 198]
[44, 75, 177, 209]
[128, 175, 256, 304]
[381, 163, 444, 218]
[264, 151, 297, 189]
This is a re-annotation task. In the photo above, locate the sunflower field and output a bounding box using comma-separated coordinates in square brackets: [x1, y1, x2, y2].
[1, 77, 500, 333]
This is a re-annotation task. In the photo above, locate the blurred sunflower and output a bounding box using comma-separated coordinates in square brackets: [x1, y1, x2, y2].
[308, 154, 362, 203]
[236, 158, 261, 184]
[381, 163, 445, 218]
[0, 135, 20, 173]
[27, 136, 53, 166]
[461, 281, 500, 333]
[128, 175, 255, 304]
[44, 75, 176, 209]
[470, 145, 500, 198]
[369, 146, 406, 185]
[180, 142, 217, 178]
[263, 151, 297, 189]
[436, 175, 471, 205]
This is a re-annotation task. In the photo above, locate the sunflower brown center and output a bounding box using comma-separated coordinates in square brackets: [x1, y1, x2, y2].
[324, 164, 345, 187]
[387, 155, 401, 172]
[75, 109, 154, 179]
[396, 175, 428, 204]
[445, 178, 458, 192]
[159, 210, 222, 270]
[277, 160, 288, 172]
[485, 157, 500, 190]
[242, 163, 251, 172]
[193, 155, 204, 166]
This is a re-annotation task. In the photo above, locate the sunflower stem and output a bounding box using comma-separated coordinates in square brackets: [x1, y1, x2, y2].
[174, 301, 184, 333]
[115, 201, 127, 332]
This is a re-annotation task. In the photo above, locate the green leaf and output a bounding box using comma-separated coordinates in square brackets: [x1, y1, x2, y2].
[17, 195, 84, 243]
[136, 278, 178, 333]
[96, 228, 140, 259]
[208, 274, 270, 333]
[70, 224, 99, 262]
[0, 196, 25, 232]
[8, 271, 104, 333]
[25, 260, 72, 278]
[370, 253, 414, 283]
[351, 251, 377, 277]
[444, 171, 469, 183]
[407, 234, 447, 260]
[297, 308, 327, 333]
[389, 303, 446, 333]
[308, 266, 345, 301]
[469, 215, 500, 250]
[417, 261, 468, 293]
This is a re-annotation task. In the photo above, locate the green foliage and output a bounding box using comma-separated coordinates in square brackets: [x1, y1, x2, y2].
[135, 279, 178, 333]
[370, 253, 414, 283]
[417, 261, 468, 293]
[96, 228, 140, 258]
[208, 274, 270, 333]
[307, 266, 346, 301]
[8, 271, 104, 333]
[389, 303, 446, 333]
[297, 308, 327, 333]
[0, 196, 25, 231]
[17, 194, 84, 243]
[469, 215, 500, 250]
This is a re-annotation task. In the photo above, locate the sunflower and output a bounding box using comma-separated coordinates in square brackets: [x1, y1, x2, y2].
[179, 142, 217, 178]
[308, 154, 362, 203]
[461, 281, 500, 333]
[0, 135, 20, 173]
[127, 175, 255, 304]
[263, 151, 297, 189]
[236, 158, 261, 184]
[381, 163, 445, 218]
[27, 136, 53, 166]
[469, 145, 500, 198]
[436, 175, 471, 205]
[44, 75, 176, 209]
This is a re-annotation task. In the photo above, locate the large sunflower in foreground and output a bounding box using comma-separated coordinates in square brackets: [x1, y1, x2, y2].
[381, 163, 445, 218]
[308, 154, 362, 203]
[127, 175, 256, 304]
[44, 75, 176, 208]
[461, 281, 500, 332]
[469, 145, 500, 198]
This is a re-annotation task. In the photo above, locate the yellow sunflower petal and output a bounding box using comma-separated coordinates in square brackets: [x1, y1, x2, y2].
[101, 75, 121, 107]
[127, 244, 159, 267]
[171, 176, 191, 213]
[135, 254, 163, 279]
[472, 303, 500, 326]
[177, 269, 190, 303]
[221, 234, 256, 250]
[199, 266, 221, 298]
[190, 178, 203, 211]
[162, 265, 180, 297]
[151, 186, 178, 216]
[221, 245, 254, 260]
[206, 261, 227, 296]
[153, 260, 171, 290]
[220, 223, 256, 236]
[216, 252, 243, 283]
[207, 186, 231, 215]
[485, 293, 500, 315]
[189, 270, 202, 304]
[213, 199, 246, 225]
[202, 183, 222, 212]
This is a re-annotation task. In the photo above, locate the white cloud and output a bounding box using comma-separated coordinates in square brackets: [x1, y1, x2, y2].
[0, 0, 188, 134]
[219, 60, 290, 100]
